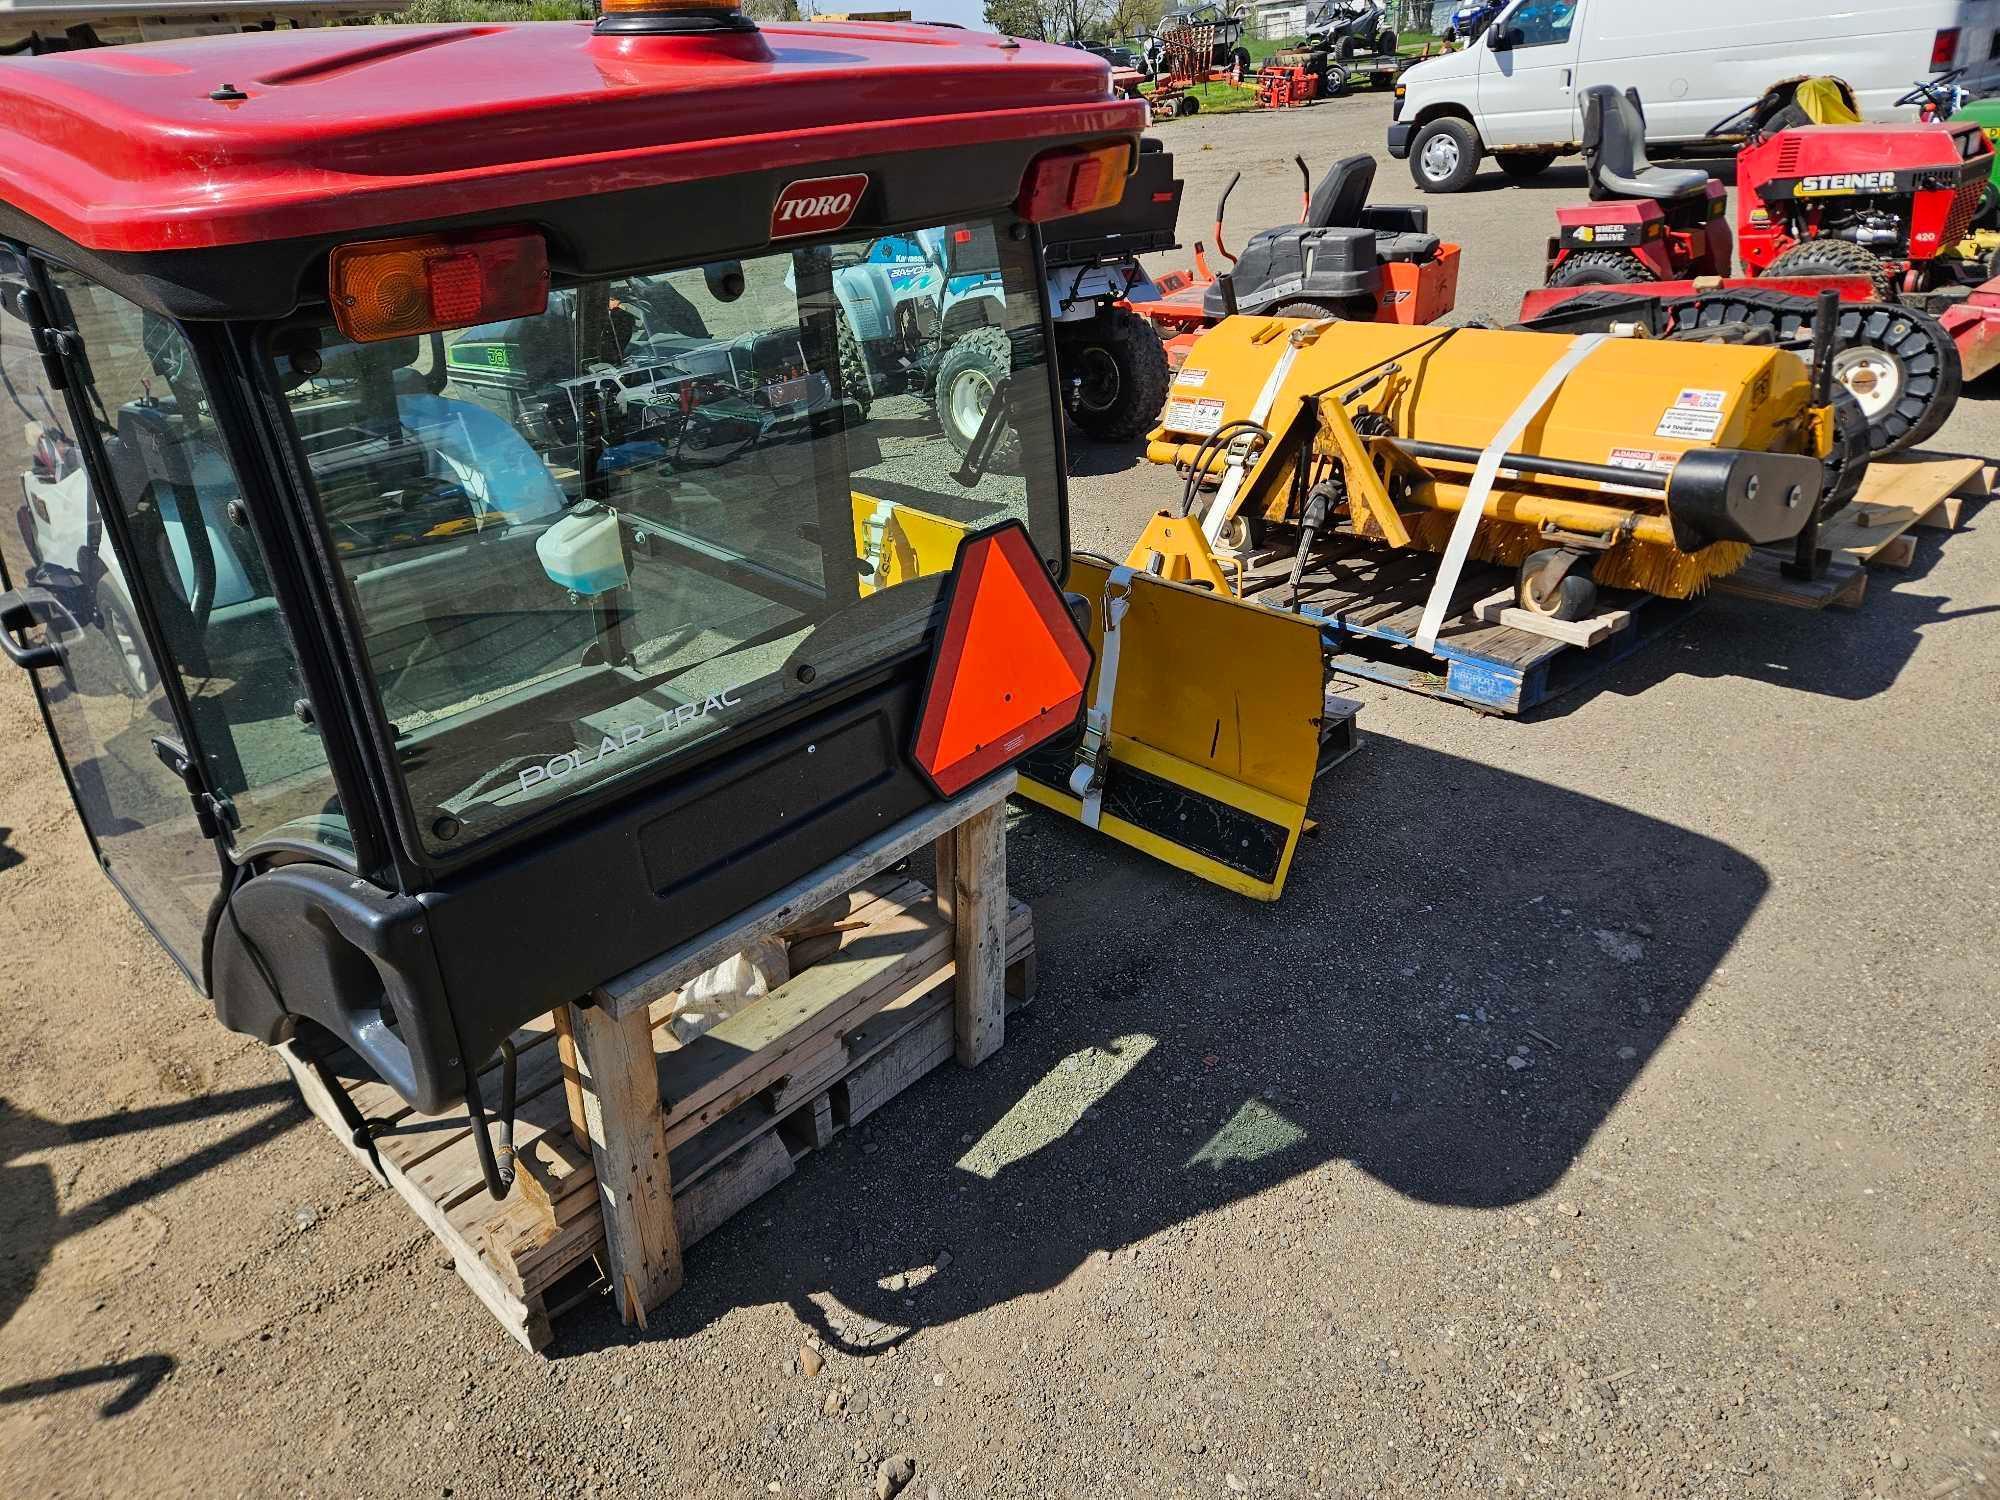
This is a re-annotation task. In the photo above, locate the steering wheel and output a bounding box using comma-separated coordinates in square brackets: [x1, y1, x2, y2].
[1897, 67, 1965, 113]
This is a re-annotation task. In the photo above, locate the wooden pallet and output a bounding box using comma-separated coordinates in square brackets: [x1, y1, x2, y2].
[1240, 544, 1700, 716]
[1713, 453, 1988, 612]
[280, 871, 1033, 1352]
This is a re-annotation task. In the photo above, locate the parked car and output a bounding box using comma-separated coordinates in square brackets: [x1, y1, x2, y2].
[1389, 0, 2000, 192]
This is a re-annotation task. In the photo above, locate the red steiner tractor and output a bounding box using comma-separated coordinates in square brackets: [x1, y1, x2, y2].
[1534, 80, 2000, 455]
[0, 3, 1141, 1178]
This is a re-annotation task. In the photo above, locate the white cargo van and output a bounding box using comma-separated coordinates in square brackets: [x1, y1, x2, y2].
[1387, 0, 2000, 192]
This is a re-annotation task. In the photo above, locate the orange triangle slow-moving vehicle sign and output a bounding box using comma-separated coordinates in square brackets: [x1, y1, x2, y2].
[911, 521, 1092, 799]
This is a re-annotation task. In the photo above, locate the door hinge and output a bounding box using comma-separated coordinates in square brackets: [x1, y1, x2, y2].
[150, 734, 237, 843]
[17, 288, 77, 392]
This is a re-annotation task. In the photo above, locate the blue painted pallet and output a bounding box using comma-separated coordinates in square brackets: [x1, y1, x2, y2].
[1240, 546, 1703, 716]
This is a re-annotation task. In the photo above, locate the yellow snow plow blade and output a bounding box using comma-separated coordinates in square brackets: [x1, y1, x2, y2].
[851, 493, 969, 594]
[1013, 554, 1328, 901]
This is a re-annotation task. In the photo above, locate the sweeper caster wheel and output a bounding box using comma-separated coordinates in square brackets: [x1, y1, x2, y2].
[1517, 549, 1598, 622]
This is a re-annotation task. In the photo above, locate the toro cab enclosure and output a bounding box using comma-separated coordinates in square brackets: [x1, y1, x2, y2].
[0, 6, 1137, 1162]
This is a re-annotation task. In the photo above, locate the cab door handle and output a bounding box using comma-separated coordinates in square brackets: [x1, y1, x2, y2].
[0, 588, 63, 671]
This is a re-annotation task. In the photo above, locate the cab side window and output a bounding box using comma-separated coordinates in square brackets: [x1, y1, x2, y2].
[1502, 0, 1576, 48]
[50, 270, 348, 856]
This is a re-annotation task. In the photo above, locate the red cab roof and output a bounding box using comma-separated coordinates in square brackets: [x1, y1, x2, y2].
[0, 21, 1143, 254]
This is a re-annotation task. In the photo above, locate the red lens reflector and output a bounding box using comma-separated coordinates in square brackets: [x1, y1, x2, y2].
[911, 522, 1091, 798]
[330, 228, 548, 343]
[1933, 26, 1960, 68]
[1014, 142, 1134, 223]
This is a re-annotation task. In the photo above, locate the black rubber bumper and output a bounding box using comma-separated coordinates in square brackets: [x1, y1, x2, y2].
[1386, 121, 1415, 159]
[1664, 447, 1826, 551]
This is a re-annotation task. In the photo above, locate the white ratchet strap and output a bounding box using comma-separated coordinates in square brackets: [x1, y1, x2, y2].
[1411, 333, 1611, 653]
[1200, 326, 1315, 548]
[1067, 566, 1136, 829]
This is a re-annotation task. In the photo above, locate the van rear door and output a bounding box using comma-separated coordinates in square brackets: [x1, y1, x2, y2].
[1954, 0, 2000, 95]
[1476, 0, 1586, 150]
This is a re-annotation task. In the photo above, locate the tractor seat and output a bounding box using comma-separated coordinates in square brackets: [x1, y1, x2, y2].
[1582, 85, 1710, 202]
[1304, 154, 1377, 228]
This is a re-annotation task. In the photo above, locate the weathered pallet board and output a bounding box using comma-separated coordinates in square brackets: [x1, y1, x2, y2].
[1245, 545, 1697, 716]
[1716, 453, 1984, 610]
[278, 877, 1034, 1352]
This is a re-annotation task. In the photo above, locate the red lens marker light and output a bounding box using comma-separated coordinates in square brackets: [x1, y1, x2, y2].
[1015, 142, 1133, 223]
[910, 522, 1092, 799]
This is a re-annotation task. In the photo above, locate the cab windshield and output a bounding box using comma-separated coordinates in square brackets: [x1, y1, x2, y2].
[276, 218, 1059, 857]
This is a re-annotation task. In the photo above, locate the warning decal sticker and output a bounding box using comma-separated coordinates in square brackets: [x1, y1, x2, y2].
[1163, 396, 1226, 437]
[1656, 389, 1728, 441]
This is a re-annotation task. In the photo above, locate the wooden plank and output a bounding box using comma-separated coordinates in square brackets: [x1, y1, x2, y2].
[1712, 550, 1868, 611]
[657, 884, 950, 1149]
[516, 1131, 594, 1222]
[549, 1005, 590, 1151]
[839, 1004, 956, 1128]
[566, 998, 684, 1326]
[675, 1130, 794, 1251]
[1467, 587, 1633, 648]
[1914, 494, 1965, 532]
[596, 773, 1015, 1020]
[1870, 533, 1917, 570]
[764, 1036, 851, 1117]
[945, 798, 1006, 1069]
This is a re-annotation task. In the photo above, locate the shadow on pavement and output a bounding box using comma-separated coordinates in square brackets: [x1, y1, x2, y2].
[0, 1355, 175, 1419]
[0, 826, 19, 874]
[555, 734, 1766, 1355]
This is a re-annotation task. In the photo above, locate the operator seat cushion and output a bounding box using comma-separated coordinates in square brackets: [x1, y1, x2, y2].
[1304, 154, 1377, 229]
[1582, 84, 1711, 202]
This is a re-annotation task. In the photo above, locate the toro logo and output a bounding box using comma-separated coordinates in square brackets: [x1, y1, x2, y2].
[1797, 171, 1894, 196]
[771, 174, 869, 239]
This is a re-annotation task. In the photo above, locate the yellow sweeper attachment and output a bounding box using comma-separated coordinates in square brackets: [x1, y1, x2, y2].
[1013, 314, 1854, 904]
[1142, 316, 1840, 624]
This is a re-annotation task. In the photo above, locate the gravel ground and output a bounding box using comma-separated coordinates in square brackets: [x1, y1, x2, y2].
[4, 100, 1998, 1500]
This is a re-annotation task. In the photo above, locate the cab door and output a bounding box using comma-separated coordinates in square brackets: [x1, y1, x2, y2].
[0, 245, 225, 980]
[1477, 0, 1586, 149]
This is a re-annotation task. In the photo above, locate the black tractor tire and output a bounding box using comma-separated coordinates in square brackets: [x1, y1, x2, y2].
[1230, 45, 1252, 77]
[1320, 61, 1349, 97]
[835, 316, 872, 420]
[1819, 387, 1873, 519]
[1516, 550, 1599, 621]
[935, 325, 1019, 471]
[1763, 236, 1895, 300]
[1337, 32, 1367, 59]
[1978, 180, 1999, 230]
[1497, 151, 1557, 181]
[1057, 306, 1170, 443]
[1177, 92, 1201, 118]
[1273, 298, 1367, 322]
[1665, 291, 1962, 457]
[1545, 250, 1658, 287]
[1409, 116, 1482, 193]
[1375, 28, 1397, 55]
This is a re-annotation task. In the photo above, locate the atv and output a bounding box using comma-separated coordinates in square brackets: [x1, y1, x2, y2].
[1440, 1, 1501, 46]
[1153, 1, 1252, 78]
[1303, 0, 1395, 61]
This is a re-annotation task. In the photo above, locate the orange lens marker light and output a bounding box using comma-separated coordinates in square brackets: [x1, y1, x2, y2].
[330, 228, 549, 343]
[910, 521, 1092, 799]
[1015, 142, 1134, 223]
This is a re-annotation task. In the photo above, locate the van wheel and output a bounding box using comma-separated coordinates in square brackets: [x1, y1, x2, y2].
[1497, 151, 1557, 181]
[1410, 117, 1481, 193]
